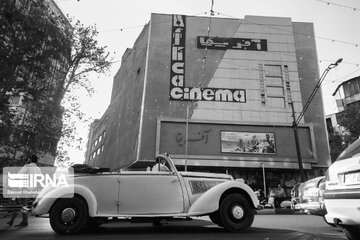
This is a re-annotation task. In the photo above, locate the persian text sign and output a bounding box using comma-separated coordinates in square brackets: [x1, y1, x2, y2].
[169, 15, 246, 103]
[197, 36, 267, 51]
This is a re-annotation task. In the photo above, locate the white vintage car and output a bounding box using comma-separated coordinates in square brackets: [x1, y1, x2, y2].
[31, 154, 260, 234]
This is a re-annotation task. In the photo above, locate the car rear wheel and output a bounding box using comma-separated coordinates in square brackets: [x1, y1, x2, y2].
[342, 225, 360, 240]
[49, 196, 88, 234]
[219, 193, 255, 232]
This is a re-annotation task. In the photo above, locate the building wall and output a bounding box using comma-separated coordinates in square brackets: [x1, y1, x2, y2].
[98, 25, 150, 170]
[292, 22, 331, 168]
[85, 109, 108, 167]
[2, 0, 71, 166]
[93, 13, 331, 171]
[136, 14, 329, 169]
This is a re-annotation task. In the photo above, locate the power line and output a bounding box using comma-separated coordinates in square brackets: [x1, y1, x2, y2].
[216, 11, 360, 48]
[96, 10, 360, 49]
[316, 0, 360, 12]
[323, 67, 360, 85]
[94, 10, 360, 80]
[202, 0, 216, 62]
[99, 12, 208, 33]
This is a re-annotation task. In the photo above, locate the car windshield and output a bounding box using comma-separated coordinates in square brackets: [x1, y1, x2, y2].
[336, 138, 360, 161]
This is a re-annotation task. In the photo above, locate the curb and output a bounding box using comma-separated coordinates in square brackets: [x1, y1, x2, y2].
[256, 208, 297, 215]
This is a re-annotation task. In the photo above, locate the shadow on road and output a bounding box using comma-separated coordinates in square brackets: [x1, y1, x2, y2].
[0, 217, 346, 240]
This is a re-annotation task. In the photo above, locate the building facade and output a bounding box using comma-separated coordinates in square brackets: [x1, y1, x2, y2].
[328, 76, 360, 137]
[332, 76, 360, 112]
[87, 13, 331, 191]
[1, 0, 72, 166]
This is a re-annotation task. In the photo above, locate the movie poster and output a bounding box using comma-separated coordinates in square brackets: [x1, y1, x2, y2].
[221, 131, 276, 154]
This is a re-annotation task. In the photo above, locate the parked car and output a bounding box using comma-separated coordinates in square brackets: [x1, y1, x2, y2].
[31, 154, 261, 234]
[323, 138, 360, 240]
[291, 176, 326, 216]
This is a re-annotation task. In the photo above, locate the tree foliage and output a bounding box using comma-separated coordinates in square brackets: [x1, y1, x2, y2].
[0, 0, 112, 167]
[55, 19, 113, 165]
[328, 103, 360, 162]
[338, 103, 360, 140]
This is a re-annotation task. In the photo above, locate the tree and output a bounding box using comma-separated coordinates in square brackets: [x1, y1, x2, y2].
[338, 103, 360, 142]
[54, 19, 113, 165]
[0, 0, 112, 167]
[327, 103, 360, 163]
[328, 133, 346, 162]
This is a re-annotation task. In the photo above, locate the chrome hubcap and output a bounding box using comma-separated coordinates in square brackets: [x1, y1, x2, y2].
[231, 205, 244, 219]
[61, 208, 76, 223]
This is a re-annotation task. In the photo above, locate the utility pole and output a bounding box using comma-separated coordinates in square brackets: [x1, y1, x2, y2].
[185, 104, 189, 171]
[291, 58, 343, 182]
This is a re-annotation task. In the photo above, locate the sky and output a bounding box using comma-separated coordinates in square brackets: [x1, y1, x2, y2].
[55, 0, 360, 163]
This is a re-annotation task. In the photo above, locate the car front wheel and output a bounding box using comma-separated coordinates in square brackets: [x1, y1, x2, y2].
[342, 225, 360, 240]
[49, 196, 89, 234]
[219, 193, 255, 232]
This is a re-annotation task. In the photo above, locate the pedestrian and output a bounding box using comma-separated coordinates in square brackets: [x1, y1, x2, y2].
[152, 156, 170, 172]
[7, 155, 41, 227]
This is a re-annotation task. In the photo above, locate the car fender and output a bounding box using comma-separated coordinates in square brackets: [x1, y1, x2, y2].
[187, 180, 258, 216]
[32, 184, 97, 216]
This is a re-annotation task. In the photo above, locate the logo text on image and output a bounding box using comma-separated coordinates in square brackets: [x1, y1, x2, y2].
[2, 167, 74, 199]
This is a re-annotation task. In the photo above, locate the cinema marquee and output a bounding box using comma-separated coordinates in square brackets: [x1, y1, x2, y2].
[169, 15, 246, 103]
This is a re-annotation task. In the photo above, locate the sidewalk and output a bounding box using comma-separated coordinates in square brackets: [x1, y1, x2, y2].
[256, 207, 297, 215]
[0, 212, 36, 227]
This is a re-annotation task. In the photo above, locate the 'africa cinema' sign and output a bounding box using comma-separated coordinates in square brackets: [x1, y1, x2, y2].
[169, 15, 267, 103]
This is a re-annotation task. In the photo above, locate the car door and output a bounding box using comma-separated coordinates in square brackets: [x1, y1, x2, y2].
[81, 175, 120, 215]
[118, 172, 184, 215]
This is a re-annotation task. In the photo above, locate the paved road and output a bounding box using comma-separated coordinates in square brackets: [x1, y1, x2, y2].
[0, 213, 347, 240]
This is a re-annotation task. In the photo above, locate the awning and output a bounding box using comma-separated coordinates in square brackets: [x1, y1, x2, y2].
[172, 158, 312, 170]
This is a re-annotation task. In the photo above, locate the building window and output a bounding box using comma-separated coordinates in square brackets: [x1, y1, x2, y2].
[264, 65, 282, 77]
[267, 97, 285, 108]
[259, 64, 266, 104]
[347, 80, 360, 97]
[267, 86, 284, 96]
[263, 64, 286, 108]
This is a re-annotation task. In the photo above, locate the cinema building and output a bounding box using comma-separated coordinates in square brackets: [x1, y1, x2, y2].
[85, 13, 331, 191]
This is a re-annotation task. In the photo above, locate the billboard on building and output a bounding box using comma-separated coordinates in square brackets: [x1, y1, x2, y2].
[220, 131, 276, 154]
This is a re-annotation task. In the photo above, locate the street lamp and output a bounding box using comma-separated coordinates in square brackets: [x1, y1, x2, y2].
[291, 58, 343, 182]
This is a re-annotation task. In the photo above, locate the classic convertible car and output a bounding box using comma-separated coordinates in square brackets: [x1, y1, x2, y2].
[31, 154, 260, 234]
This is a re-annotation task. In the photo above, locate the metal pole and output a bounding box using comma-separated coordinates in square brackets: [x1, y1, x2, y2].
[261, 163, 267, 197]
[184, 104, 189, 171]
[290, 58, 342, 182]
[290, 102, 307, 182]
